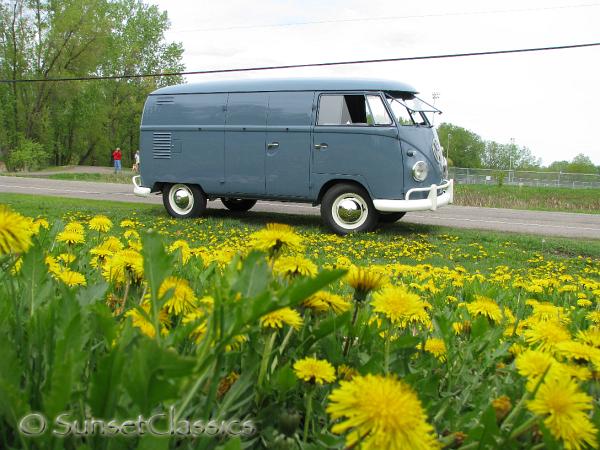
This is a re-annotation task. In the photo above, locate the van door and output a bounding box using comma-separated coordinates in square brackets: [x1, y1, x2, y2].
[312, 92, 403, 200]
[224, 92, 268, 195]
[265, 91, 314, 198]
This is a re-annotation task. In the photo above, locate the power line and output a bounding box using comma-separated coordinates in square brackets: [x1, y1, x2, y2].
[1, 42, 599, 84]
[169, 3, 600, 33]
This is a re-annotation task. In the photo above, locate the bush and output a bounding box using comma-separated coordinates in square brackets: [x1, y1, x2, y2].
[6, 138, 50, 171]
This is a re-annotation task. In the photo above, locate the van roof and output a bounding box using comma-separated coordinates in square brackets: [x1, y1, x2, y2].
[151, 77, 418, 95]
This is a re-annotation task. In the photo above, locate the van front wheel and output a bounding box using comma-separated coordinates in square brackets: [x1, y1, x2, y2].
[221, 198, 257, 212]
[163, 183, 206, 218]
[321, 183, 379, 234]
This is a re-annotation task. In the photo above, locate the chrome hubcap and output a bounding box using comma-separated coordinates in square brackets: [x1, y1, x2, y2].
[169, 184, 194, 215]
[332, 194, 368, 229]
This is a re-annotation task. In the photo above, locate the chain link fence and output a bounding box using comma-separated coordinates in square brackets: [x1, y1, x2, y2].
[449, 167, 600, 189]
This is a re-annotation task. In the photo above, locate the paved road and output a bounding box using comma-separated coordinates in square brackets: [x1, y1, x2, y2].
[0, 175, 599, 239]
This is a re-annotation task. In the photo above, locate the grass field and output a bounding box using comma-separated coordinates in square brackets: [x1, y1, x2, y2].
[455, 184, 600, 214]
[1, 193, 600, 449]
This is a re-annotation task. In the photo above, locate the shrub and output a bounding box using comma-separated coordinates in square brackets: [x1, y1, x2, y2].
[6, 138, 50, 171]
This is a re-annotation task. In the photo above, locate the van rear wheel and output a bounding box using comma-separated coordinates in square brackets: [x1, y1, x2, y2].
[321, 183, 379, 234]
[221, 198, 257, 212]
[379, 212, 407, 223]
[162, 183, 206, 218]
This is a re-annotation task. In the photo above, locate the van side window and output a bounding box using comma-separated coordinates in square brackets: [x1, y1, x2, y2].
[366, 95, 392, 125]
[386, 97, 413, 125]
[317, 95, 368, 125]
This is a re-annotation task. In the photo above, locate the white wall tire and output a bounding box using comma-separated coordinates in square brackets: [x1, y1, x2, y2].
[162, 183, 206, 218]
[321, 183, 379, 234]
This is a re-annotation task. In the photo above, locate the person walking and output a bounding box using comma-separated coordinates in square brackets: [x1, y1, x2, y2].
[112, 147, 122, 173]
[133, 150, 140, 173]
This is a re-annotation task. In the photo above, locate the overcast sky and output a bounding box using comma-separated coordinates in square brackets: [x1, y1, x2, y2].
[147, 0, 600, 166]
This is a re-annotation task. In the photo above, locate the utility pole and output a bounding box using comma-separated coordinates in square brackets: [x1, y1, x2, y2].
[509, 137, 515, 184]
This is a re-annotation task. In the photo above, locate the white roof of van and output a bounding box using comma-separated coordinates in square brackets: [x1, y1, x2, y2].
[152, 77, 418, 95]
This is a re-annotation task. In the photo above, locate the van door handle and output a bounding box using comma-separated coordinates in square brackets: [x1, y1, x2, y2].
[267, 142, 279, 149]
[314, 143, 328, 150]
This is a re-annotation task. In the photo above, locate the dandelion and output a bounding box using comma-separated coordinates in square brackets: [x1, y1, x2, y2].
[0, 205, 34, 255]
[182, 310, 207, 343]
[120, 219, 136, 228]
[371, 285, 431, 328]
[524, 321, 571, 353]
[293, 357, 336, 385]
[260, 307, 303, 331]
[336, 364, 358, 381]
[249, 223, 304, 256]
[57, 270, 87, 287]
[466, 295, 503, 323]
[102, 248, 144, 285]
[159, 276, 197, 315]
[168, 240, 192, 264]
[515, 349, 559, 391]
[225, 334, 248, 352]
[89, 215, 113, 233]
[327, 374, 439, 450]
[303, 291, 350, 314]
[64, 221, 84, 234]
[56, 230, 85, 245]
[492, 395, 512, 421]
[424, 338, 447, 362]
[273, 255, 318, 278]
[217, 372, 240, 398]
[57, 253, 76, 264]
[346, 265, 387, 298]
[528, 373, 597, 450]
[556, 341, 600, 366]
[125, 302, 169, 338]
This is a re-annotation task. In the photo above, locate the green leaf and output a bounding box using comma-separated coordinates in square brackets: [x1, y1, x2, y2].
[273, 363, 298, 395]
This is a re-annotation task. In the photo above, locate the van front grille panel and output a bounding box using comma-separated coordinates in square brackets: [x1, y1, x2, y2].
[152, 132, 172, 159]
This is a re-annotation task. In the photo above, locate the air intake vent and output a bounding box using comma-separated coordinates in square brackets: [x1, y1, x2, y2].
[155, 96, 175, 105]
[152, 132, 171, 159]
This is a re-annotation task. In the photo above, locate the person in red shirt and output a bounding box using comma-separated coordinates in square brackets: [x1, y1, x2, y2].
[112, 147, 122, 173]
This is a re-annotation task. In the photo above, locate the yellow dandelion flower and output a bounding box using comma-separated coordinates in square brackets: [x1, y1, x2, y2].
[56, 230, 85, 245]
[556, 341, 600, 366]
[182, 310, 207, 343]
[249, 223, 304, 255]
[346, 265, 387, 296]
[225, 334, 248, 352]
[523, 321, 571, 353]
[102, 248, 144, 285]
[32, 218, 49, 232]
[273, 255, 318, 278]
[452, 321, 471, 335]
[337, 364, 358, 381]
[576, 328, 600, 348]
[586, 311, 600, 325]
[159, 277, 197, 315]
[0, 205, 34, 255]
[57, 269, 87, 287]
[371, 285, 430, 328]
[99, 236, 124, 252]
[120, 219, 136, 228]
[528, 373, 597, 450]
[424, 338, 447, 362]
[293, 357, 336, 385]
[89, 215, 113, 232]
[168, 240, 192, 264]
[260, 307, 303, 331]
[303, 291, 351, 314]
[327, 374, 439, 450]
[125, 303, 169, 338]
[515, 349, 559, 391]
[64, 221, 84, 234]
[465, 295, 503, 323]
[57, 253, 76, 264]
[577, 299, 592, 308]
[124, 229, 140, 241]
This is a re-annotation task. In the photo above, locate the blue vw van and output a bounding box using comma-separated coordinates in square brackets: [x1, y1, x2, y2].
[132, 78, 453, 234]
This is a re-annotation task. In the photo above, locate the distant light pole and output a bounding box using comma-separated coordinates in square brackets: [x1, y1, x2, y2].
[432, 90, 440, 125]
[509, 137, 515, 184]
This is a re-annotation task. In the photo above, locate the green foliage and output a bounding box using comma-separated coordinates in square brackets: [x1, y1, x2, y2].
[0, 0, 184, 167]
[437, 122, 485, 168]
[6, 138, 50, 171]
[549, 153, 599, 174]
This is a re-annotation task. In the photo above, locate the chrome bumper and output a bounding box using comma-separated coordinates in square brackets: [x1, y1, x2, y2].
[373, 179, 454, 212]
[132, 175, 151, 197]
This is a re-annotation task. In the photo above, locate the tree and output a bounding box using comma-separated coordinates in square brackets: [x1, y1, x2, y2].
[567, 153, 597, 174]
[436, 123, 485, 168]
[481, 141, 541, 170]
[0, 0, 184, 169]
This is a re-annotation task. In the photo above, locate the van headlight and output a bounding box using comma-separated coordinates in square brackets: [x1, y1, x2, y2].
[412, 161, 429, 182]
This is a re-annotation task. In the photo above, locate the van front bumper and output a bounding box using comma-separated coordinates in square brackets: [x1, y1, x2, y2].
[373, 179, 454, 213]
[132, 176, 151, 197]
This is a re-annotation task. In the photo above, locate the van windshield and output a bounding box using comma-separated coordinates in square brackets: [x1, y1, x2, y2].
[385, 94, 440, 127]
